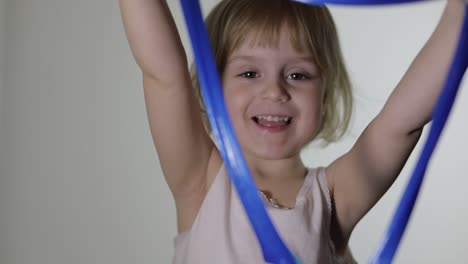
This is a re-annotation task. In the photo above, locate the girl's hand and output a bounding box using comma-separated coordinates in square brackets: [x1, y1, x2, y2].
[449, 0, 467, 6]
[446, 0, 467, 16]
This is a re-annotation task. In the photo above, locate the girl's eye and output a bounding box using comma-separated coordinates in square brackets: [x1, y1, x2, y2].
[239, 71, 258, 79]
[286, 73, 310, 80]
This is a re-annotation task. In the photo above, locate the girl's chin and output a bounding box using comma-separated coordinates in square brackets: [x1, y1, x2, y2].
[243, 145, 301, 161]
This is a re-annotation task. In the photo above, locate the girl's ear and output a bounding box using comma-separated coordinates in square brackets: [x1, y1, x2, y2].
[319, 87, 328, 132]
[321, 84, 328, 106]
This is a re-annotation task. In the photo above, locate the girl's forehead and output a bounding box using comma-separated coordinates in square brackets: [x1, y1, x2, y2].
[228, 28, 312, 59]
[229, 23, 311, 55]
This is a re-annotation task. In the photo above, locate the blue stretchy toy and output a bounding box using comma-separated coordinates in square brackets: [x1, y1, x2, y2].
[180, 0, 468, 263]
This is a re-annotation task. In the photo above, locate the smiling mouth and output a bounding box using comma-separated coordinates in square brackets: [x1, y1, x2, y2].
[252, 115, 293, 127]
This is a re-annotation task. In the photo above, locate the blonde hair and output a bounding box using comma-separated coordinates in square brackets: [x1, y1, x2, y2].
[191, 0, 353, 143]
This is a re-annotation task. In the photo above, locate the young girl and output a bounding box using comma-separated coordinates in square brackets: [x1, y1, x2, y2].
[119, 0, 465, 263]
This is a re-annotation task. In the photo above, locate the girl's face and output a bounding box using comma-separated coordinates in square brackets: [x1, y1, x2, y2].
[222, 26, 323, 161]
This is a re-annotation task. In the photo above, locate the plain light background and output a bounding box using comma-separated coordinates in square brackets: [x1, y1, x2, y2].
[1, 0, 467, 263]
[1, 0, 7, 262]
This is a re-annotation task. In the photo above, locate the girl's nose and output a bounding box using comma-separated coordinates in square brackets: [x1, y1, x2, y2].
[262, 80, 290, 103]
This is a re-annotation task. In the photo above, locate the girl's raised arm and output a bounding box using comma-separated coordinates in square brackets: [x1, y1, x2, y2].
[119, 0, 218, 232]
[327, 0, 466, 248]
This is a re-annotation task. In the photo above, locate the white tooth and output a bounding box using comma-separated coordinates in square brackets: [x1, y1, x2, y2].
[256, 115, 291, 122]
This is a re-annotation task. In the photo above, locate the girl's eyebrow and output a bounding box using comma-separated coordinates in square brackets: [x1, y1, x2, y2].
[227, 55, 317, 65]
[288, 57, 317, 65]
[227, 55, 261, 64]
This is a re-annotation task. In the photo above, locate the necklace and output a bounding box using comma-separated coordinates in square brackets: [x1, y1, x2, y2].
[259, 190, 293, 210]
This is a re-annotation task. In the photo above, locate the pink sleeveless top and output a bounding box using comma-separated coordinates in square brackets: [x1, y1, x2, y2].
[173, 165, 355, 264]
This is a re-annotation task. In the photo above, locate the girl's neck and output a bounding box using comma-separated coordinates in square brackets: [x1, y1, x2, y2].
[245, 154, 307, 185]
[245, 155, 308, 208]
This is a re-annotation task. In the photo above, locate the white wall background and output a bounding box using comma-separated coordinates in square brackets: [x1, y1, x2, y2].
[0, 0, 5, 262]
[1, 0, 467, 263]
